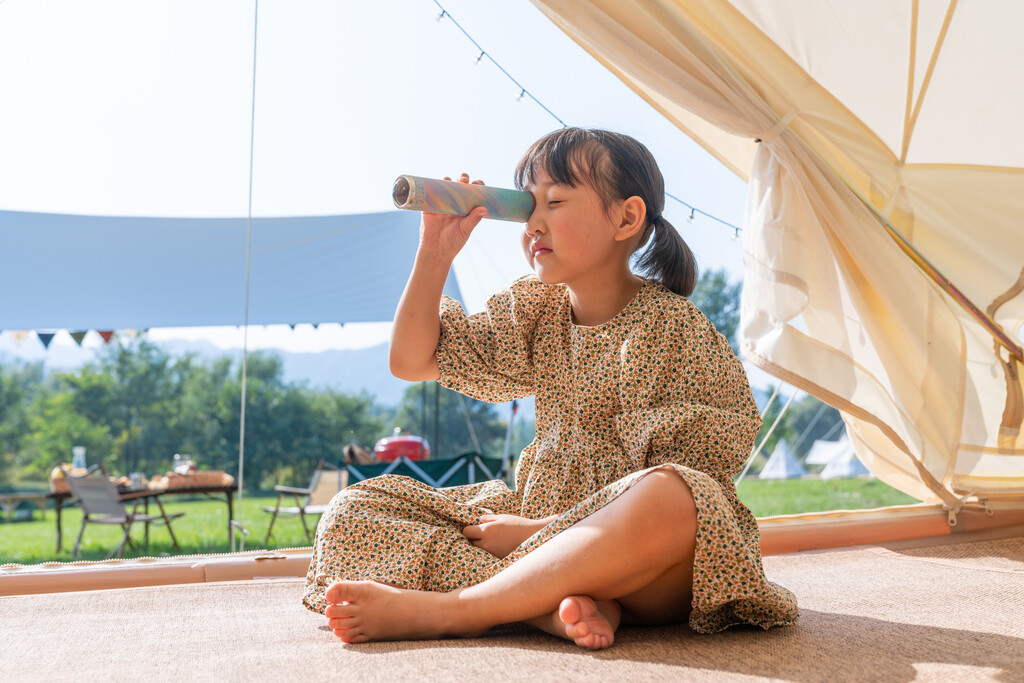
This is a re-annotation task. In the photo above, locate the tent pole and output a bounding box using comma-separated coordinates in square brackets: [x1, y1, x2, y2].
[433, 381, 440, 457]
[233, 0, 260, 552]
[736, 389, 799, 482]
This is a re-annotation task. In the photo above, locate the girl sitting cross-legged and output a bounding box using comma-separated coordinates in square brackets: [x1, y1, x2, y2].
[302, 127, 798, 649]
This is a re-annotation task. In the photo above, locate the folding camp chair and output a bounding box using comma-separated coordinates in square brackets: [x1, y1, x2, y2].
[61, 464, 184, 559]
[263, 460, 348, 543]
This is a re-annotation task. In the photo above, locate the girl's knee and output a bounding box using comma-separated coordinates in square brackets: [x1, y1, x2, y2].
[636, 469, 697, 524]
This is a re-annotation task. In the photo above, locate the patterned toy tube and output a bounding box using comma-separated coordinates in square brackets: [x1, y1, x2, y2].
[392, 175, 535, 223]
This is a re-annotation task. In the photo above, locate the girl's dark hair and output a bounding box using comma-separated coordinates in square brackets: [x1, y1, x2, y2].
[514, 127, 698, 296]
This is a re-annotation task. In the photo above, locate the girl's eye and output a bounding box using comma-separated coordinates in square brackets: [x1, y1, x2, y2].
[547, 200, 562, 207]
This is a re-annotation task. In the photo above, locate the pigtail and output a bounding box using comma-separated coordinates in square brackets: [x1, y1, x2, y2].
[634, 215, 698, 297]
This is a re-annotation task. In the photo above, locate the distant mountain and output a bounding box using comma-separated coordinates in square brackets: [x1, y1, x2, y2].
[1, 337, 536, 414]
[149, 340, 418, 407]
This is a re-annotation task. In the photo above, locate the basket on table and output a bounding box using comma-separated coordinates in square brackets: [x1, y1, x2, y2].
[158, 470, 235, 490]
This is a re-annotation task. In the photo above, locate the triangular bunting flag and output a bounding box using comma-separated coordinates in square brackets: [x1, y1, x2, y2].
[289, 324, 296, 330]
[97, 330, 114, 344]
[121, 329, 139, 339]
[70, 331, 88, 346]
[11, 331, 30, 346]
[38, 332, 56, 349]
[312, 323, 320, 330]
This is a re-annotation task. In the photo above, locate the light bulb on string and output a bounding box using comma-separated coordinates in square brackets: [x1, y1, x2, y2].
[436, 10, 446, 22]
[687, 208, 696, 223]
[516, 89, 526, 102]
[474, 51, 485, 66]
[731, 228, 741, 242]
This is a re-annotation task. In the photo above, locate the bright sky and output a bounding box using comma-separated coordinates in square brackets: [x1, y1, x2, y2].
[0, 0, 748, 356]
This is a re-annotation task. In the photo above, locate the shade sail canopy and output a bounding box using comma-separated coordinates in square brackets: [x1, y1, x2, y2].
[532, 0, 1024, 509]
[0, 210, 461, 330]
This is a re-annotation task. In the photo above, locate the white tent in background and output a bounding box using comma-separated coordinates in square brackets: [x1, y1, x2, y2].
[821, 449, 873, 480]
[805, 435, 853, 467]
[759, 442, 807, 479]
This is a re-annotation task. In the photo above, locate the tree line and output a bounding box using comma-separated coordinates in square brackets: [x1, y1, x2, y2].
[0, 269, 843, 490]
[0, 340, 525, 492]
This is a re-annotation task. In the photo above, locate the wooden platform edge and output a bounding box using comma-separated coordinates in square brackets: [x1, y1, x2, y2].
[5, 505, 1024, 596]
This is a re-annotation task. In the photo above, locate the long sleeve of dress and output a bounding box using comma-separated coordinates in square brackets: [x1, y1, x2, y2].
[435, 275, 554, 403]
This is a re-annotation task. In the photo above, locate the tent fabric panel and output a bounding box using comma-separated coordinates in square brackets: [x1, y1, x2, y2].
[530, 0, 1024, 505]
[726, 0, 1024, 167]
[0, 209, 460, 329]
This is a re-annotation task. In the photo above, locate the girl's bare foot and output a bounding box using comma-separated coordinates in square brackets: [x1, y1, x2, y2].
[557, 595, 621, 650]
[325, 581, 479, 644]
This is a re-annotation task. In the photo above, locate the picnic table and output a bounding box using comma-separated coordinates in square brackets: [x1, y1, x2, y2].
[49, 481, 238, 552]
[0, 492, 50, 523]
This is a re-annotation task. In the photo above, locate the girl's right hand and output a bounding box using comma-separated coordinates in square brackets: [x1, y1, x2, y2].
[418, 173, 488, 261]
[462, 514, 549, 559]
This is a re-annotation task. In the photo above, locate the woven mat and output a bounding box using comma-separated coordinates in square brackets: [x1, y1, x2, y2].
[3, 532, 1023, 682]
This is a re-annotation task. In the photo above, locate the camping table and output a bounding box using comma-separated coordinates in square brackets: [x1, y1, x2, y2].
[0, 492, 50, 523]
[49, 483, 238, 553]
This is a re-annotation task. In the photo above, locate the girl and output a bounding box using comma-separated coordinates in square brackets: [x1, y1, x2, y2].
[303, 128, 797, 649]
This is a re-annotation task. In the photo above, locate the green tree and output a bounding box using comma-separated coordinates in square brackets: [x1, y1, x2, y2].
[0, 362, 45, 486]
[22, 388, 114, 479]
[689, 267, 742, 352]
[781, 394, 844, 458]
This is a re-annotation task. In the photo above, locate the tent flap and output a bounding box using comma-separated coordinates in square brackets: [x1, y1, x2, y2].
[532, 0, 1024, 505]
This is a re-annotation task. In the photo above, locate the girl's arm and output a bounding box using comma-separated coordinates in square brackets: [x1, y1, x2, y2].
[389, 175, 488, 381]
[462, 514, 560, 559]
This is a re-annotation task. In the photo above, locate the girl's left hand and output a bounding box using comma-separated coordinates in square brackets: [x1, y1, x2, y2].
[462, 514, 546, 559]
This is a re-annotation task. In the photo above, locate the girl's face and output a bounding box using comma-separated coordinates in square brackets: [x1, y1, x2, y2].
[521, 169, 625, 288]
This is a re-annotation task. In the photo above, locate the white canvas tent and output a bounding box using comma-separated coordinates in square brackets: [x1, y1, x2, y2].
[759, 442, 807, 480]
[821, 448, 873, 481]
[805, 436, 852, 467]
[533, 0, 1024, 518]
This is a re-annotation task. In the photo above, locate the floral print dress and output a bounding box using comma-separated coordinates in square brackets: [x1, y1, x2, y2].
[303, 275, 798, 633]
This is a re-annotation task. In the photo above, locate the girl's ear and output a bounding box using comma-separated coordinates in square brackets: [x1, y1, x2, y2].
[614, 196, 647, 242]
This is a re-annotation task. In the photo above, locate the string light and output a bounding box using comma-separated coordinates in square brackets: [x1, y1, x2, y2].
[665, 192, 742, 233]
[431, 0, 742, 237]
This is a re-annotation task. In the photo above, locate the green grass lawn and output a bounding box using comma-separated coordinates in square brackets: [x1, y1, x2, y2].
[737, 476, 919, 517]
[0, 493, 316, 565]
[1, 477, 920, 566]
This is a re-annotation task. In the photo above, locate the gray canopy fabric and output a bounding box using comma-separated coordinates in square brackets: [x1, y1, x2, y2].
[0, 209, 461, 330]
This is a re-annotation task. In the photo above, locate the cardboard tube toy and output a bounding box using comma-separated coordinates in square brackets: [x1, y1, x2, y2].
[392, 175, 534, 223]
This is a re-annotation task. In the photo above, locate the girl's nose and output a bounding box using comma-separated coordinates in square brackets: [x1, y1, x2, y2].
[525, 215, 545, 236]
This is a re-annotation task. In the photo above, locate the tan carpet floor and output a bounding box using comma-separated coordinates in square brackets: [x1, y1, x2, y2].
[3, 531, 1023, 682]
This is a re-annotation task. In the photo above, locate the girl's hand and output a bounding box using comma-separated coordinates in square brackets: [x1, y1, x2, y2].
[462, 514, 547, 559]
[419, 173, 488, 261]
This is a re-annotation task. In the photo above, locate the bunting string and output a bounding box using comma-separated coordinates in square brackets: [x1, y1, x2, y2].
[432, 0, 742, 235]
